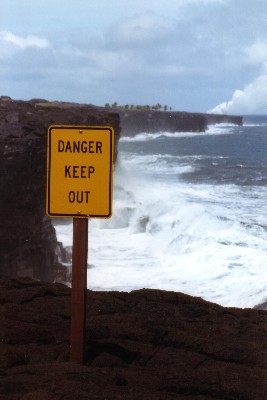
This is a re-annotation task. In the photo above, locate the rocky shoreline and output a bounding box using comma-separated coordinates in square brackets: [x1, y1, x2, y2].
[0, 277, 266, 400]
[0, 96, 243, 283]
[118, 109, 242, 136]
[0, 98, 266, 399]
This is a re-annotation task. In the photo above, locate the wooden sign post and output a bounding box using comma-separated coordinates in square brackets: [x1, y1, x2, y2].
[70, 218, 88, 363]
[46, 125, 114, 364]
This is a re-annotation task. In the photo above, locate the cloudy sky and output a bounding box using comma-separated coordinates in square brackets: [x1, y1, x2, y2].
[1, 0, 267, 114]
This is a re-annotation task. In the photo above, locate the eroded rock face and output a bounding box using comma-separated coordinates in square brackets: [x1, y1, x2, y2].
[118, 110, 242, 136]
[0, 278, 265, 399]
[0, 98, 120, 282]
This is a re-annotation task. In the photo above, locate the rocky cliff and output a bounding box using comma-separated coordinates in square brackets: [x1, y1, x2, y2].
[0, 277, 265, 399]
[0, 97, 121, 282]
[118, 109, 242, 136]
[0, 97, 242, 283]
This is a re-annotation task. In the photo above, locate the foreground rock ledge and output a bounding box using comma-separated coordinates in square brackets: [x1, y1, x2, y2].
[0, 278, 266, 400]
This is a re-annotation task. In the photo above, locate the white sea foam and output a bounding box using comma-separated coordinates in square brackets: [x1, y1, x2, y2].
[54, 128, 267, 309]
[206, 123, 236, 135]
[120, 124, 237, 143]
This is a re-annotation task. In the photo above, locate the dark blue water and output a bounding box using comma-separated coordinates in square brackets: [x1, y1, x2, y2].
[56, 118, 267, 307]
[120, 122, 267, 186]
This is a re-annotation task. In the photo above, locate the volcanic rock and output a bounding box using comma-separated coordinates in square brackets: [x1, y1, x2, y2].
[0, 277, 266, 399]
[0, 98, 121, 282]
[118, 109, 242, 136]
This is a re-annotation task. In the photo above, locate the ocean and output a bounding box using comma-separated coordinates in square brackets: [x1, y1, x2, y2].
[55, 116, 267, 308]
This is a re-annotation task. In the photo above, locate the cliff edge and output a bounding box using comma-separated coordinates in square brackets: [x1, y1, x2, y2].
[0, 97, 242, 283]
[0, 97, 121, 282]
[118, 109, 242, 136]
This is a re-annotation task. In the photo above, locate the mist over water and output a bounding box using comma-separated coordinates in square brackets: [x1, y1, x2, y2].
[55, 120, 267, 308]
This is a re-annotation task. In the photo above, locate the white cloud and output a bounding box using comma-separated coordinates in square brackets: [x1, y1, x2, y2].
[107, 12, 177, 49]
[209, 37, 267, 114]
[209, 73, 267, 114]
[0, 31, 50, 49]
[244, 39, 267, 68]
[0, 1, 266, 111]
[58, 12, 188, 81]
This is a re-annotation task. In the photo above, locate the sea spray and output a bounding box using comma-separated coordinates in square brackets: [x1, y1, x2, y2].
[55, 122, 267, 308]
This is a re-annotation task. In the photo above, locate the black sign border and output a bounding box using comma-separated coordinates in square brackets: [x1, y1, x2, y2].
[46, 125, 114, 218]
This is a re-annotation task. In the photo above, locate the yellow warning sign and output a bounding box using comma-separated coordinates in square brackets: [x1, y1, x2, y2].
[46, 125, 114, 218]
